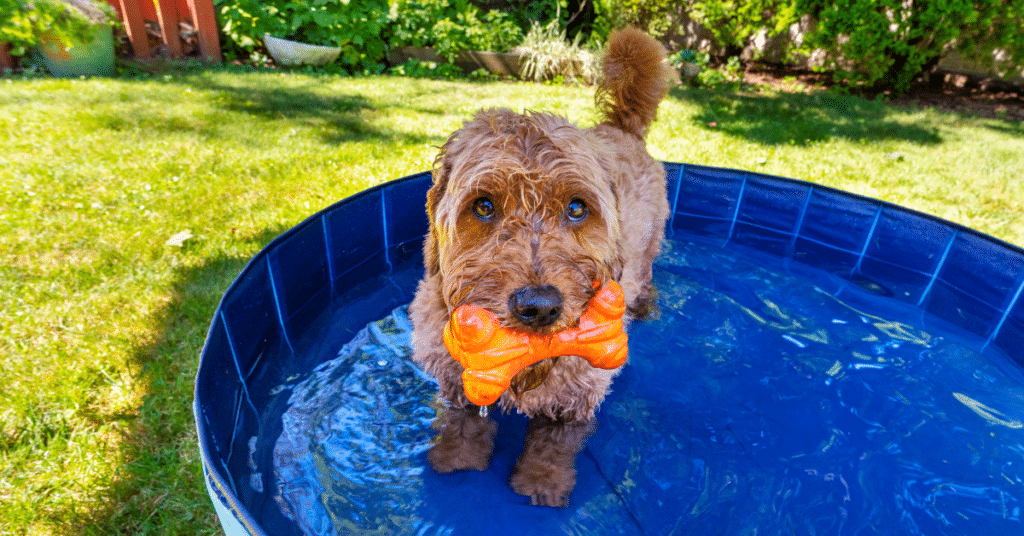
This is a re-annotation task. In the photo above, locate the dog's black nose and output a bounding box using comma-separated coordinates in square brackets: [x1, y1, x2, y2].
[509, 285, 563, 328]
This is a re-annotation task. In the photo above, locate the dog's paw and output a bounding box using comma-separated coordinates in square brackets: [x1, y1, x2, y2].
[427, 441, 491, 473]
[427, 410, 497, 473]
[510, 463, 576, 507]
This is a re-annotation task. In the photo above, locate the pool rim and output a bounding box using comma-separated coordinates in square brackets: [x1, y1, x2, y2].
[194, 162, 1024, 535]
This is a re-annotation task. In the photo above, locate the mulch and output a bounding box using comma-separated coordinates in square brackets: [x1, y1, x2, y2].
[743, 64, 1024, 123]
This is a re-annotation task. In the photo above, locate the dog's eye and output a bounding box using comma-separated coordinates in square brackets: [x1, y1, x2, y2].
[472, 197, 495, 221]
[566, 199, 588, 222]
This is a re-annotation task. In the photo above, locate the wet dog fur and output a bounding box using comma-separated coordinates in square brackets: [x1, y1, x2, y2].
[410, 28, 672, 507]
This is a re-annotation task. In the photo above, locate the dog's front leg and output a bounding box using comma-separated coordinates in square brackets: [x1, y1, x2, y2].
[510, 415, 596, 507]
[427, 404, 497, 473]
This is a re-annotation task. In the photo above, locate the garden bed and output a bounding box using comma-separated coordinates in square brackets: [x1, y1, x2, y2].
[388, 46, 525, 77]
[743, 63, 1024, 122]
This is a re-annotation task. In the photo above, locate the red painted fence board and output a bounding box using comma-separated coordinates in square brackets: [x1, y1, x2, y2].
[0, 43, 12, 70]
[184, 0, 220, 62]
[153, 0, 182, 57]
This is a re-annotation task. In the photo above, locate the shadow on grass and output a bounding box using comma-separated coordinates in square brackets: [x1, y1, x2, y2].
[59, 226, 289, 534]
[669, 86, 944, 146]
[192, 75, 449, 146]
[73, 71, 445, 147]
[199, 81, 393, 145]
[983, 120, 1024, 139]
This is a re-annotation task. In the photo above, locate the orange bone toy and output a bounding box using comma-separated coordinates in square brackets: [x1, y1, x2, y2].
[443, 281, 628, 406]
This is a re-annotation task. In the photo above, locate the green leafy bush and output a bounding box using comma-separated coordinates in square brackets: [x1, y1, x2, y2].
[504, 0, 560, 38]
[594, 0, 677, 41]
[796, 0, 1024, 93]
[603, 0, 1024, 95]
[675, 51, 749, 91]
[1, 0, 116, 57]
[689, 0, 797, 58]
[387, 0, 523, 62]
[216, 0, 389, 71]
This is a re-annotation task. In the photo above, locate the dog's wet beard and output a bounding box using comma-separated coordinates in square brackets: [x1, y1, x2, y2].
[509, 357, 560, 397]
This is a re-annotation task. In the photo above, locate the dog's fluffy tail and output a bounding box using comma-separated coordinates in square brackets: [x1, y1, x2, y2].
[596, 27, 672, 139]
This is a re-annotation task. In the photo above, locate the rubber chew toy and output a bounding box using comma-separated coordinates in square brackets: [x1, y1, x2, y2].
[443, 281, 628, 406]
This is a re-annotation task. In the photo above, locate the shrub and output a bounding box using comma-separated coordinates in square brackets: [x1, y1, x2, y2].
[503, 0, 560, 37]
[796, 0, 1024, 93]
[605, 0, 1024, 95]
[689, 0, 798, 58]
[594, 0, 677, 41]
[387, 0, 523, 63]
[216, 0, 389, 71]
[675, 50, 749, 91]
[1, 0, 117, 57]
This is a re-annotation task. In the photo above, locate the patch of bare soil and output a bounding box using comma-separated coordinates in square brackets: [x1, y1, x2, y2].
[743, 64, 1024, 122]
[889, 76, 1024, 122]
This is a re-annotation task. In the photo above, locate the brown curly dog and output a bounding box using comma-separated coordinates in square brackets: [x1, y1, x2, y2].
[410, 28, 672, 507]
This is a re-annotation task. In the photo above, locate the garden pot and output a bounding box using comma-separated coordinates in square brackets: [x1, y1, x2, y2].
[263, 35, 341, 66]
[678, 61, 700, 80]
[456, 50, 525, 77]
[388, 46, 526, 77]
[36, 24, 115, 77]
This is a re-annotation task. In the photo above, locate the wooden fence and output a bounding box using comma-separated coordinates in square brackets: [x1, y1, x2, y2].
[0, 0, 221, 70]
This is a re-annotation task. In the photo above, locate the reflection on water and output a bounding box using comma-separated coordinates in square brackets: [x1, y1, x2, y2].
[265, 239, 1024, 535]
[271, 309, 437, 535]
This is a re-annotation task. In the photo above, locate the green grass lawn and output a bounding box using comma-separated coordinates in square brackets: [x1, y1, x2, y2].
[1, 68, 1022, 534]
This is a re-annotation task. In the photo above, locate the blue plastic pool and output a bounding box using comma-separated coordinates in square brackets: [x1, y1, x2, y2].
[195, 163, 1024, 535]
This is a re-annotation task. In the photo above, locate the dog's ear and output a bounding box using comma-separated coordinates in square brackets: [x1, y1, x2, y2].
[423, 172, 446, 277]
[424, 109, 507, 276]
[424, 137, 456, 277]
[606, 254, 625, 284]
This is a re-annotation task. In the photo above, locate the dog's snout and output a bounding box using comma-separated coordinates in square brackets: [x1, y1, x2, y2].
[509, 285, 563, 328]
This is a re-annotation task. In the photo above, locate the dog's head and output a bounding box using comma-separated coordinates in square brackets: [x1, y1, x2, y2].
[425, 108, 623, 337]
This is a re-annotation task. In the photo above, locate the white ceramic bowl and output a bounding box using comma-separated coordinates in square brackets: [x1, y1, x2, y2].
[263, 34, 341, 66]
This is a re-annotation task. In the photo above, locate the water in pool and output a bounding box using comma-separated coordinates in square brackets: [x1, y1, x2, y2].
[260, 237, 1024, 535]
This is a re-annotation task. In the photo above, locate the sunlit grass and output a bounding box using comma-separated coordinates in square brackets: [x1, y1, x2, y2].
[1, 68, 1021, 534]
[652, 86, 1024, 244]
